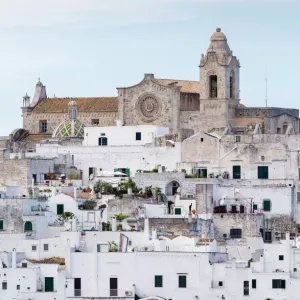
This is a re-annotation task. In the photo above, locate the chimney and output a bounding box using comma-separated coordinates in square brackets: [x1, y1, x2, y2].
[152, 229, 157, 240]
[111, 218, 117, 232]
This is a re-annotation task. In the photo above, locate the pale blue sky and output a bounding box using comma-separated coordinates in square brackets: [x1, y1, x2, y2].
[0, 0, 299, 135]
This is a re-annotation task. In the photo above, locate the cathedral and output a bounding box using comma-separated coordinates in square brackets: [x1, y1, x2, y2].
[13, 28, 299, 148]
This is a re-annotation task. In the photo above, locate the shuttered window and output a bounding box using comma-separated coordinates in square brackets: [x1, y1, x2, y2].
[57, 204, 64, 215]
[154, 275, 163, 287]
[263, 200, 271, 212]
[233, 165, 241, 179]
[272, 279, 285, 289]
[178, 275, 187, 288]
[0, 220, 3, 230]
[258, 166, 268, 179]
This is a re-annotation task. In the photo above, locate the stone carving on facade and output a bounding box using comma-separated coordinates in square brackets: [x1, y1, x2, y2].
[136, 94, 162, 122]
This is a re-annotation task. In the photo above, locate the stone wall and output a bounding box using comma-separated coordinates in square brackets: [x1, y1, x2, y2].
[0, 198, 24, 233]
[213, 214, 264, 241]
[236, 107, 299, 118]
[139, 218, 213, 237]
[23, 111, 117, 135]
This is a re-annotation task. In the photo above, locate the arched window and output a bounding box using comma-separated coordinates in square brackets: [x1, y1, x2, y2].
[24, 221, 33, 232]
[283, 122, 288, 134]
[230, 71, 235, 99]
[209, 75, 218, 98]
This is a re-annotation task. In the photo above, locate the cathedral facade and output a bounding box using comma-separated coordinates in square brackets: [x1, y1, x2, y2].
[18, 28, 299, 146]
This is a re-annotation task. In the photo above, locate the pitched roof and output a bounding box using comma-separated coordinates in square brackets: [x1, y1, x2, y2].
[156, 79, 200, 94]
[33, 97, 118, 113]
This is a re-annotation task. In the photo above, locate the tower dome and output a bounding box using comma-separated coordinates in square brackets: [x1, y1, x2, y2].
[52, 119, 85, 138]
[68, 100, 78, 107]
[207, 28, 231, 56]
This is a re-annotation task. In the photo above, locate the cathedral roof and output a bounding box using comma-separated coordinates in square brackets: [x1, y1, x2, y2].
[33, 97, 118, 113]
[53, 119, 85, 138]
[156, 79, 200, 94]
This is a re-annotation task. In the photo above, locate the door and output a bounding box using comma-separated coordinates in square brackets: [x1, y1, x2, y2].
[110, 278, 118, 296]
[174, 208, 181, 215]
[240, 205, 245, 213]
[33, 174, 37, 183]
[232, 165, 241, 179]
[45, 277, 54, 292]
[74, 278, 81, 296]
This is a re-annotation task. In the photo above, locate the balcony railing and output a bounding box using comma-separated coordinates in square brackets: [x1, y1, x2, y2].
[110, 289, 118, 296]
[74, 289, 81, 296]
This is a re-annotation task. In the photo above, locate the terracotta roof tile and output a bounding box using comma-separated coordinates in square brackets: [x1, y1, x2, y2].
[33, 97, 118, 113]
[156, 79, 200, 94]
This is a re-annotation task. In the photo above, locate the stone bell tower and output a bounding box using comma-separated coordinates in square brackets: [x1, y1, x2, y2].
[199, 28, 240, 130]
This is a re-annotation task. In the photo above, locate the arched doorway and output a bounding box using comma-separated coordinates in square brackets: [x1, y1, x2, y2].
[24, 221, 33, 232]
[165, 181, 180, 196]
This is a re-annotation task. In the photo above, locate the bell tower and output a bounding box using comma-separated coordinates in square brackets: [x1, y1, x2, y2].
[199, 28, 240, 129]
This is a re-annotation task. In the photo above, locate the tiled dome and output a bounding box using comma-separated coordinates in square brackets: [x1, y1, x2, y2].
[68, 100, 78, 106]
[52, 119, 85, 138]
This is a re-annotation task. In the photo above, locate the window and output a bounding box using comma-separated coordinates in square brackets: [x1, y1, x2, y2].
[263, 199, 271, 212]
[277, 127, 281, 134]
[253, 204, 258, 211]
[98, 137, 108, 146]
[22, 263, 27, 268]
[230, 71, 234, 99]
[39, 120, 47, 133]
[232, 165, 241, 179]
[194, 168, 207, 178]
[74, 278, 81, 296]
[219, 281, 223, 287]
[43, 244, 49, 251]
[91, 119, 99, 125]
[136, 132, 141, 141]
[174, 208, 181, 215]
[272, 279, 285, 289]
[45, 277, 54, 292]
[235, 136, 241, 143]
[114, 168, 130, 177]
[230, 228, 242, 239]
[110, 278, 118, 296]
[294, 268, 297, 272]
[57, 204, 64, 215]
[2, 282, 7, 290]
[16, 285, 20, 290]
[209, 75, 218, 98]
[0, 220, 3, 230]
[178, 275, 187, 288]
[264, 231, 272, 243]
[258, 166, 268, 179]
[24, 221, 33, 232]
[279, 255, 284, 261]
[32, 245, 37, 251]
[243, 281, 249, 296]
[201, 138, 204, 142]
[252, 279, 256, 289]
[155, 275, 163, 288]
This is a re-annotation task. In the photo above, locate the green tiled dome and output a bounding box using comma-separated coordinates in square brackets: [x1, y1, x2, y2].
[53, 119, 85, 138]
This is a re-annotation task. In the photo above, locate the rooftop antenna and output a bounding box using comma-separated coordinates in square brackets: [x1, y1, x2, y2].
[265, 65, 268, 107]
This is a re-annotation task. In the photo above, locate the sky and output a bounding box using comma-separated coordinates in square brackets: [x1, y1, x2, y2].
[0, 0, 299, 135]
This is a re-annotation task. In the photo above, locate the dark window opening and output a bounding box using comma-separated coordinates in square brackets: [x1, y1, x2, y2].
[136, 132, 141, 141]
[92, 119, 99, 125]
[272, 279, 285, 289]
[264, 231, 272, 243]
[235, 136, 241, 143]
[240, 205, 245, 213]
[74, 278, 81, 296]
[155, 275, 163, 288]
[194, 168, 207, 178]
[178, 275, 187, 288]
[57, 204, 64, 215]
[32, 245, 37, 251]
[110, 278, 118, 296]
[219, 281, 223, 287]
[209, 75, 218, 98]
[258, 166, 268, 179]
[17, 285, 20, 290]
[22, 263, 27, 268]
[243, 281, 249, 296]
[230, 71, 234, 99]
[233, 165, 241, 179]
[0, 220, 3, 230]
[279, 255, 284, 261]
[230, 228, 242, 239]
[43, 244, 49, 251]
[40, 120, 47, 133]
[231, 205, 237, 213]
[252, 279, 256, 289]
[2, 282, 7, 290]
[201, 138, 204, 142]
[98, 137, 108, 146]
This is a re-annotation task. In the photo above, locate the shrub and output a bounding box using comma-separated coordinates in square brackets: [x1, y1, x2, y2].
[114, 213, 128, 221]
[83, 200, 97, 210]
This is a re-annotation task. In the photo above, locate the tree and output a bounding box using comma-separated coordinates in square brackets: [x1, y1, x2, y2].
[58, 212, 75, 222]
[83, 200, 97, 210]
